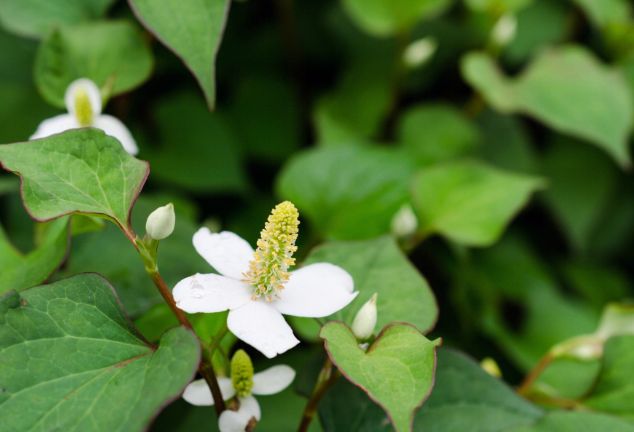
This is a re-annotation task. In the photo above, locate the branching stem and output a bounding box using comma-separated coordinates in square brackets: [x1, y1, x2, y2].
[298, 357, 340, 432]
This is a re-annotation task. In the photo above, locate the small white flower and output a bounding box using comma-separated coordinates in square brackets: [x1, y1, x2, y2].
[173, 202, 358, 358]
[183, 350, 296, 432]
[391, 204, 418, 238]
[30, 78, 138, 155]
[146, 203, 176, 240]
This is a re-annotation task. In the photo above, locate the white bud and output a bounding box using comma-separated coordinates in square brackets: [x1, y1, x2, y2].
[402, 37, 437, 69]
[491, 14, 517, 47]
[351, 293, 378, 340]
[391, 204, 418, 238]
[146, 203, 175, 240]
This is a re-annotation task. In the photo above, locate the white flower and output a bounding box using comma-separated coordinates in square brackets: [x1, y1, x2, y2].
[173, 201, 358, 358]
[402, 37, 437, 69]
[30, 78, 138, 155]
[491, 13, 517, 47]
[391, 204, 418, 238]
[183, 350, 295, 432]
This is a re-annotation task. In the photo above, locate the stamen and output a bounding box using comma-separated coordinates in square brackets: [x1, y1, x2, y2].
[231, 350, 254, 398]
[244, 201, 299, 299]
[74, 87, 94, 126]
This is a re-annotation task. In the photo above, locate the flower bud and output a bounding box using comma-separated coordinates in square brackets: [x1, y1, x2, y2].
[391, 204, 418, 238]
[491, 14, 517, 48]
[480, 357, 502, 378]
[146, 203, 175, 240]
[403, 37, 437, 69]
[351, 293, 378, 340]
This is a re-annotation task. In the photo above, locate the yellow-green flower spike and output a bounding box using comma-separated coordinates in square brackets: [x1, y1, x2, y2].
[245, 201, 300, 299]
[231, 349, 254, 398]
[74, 87, 94, 126]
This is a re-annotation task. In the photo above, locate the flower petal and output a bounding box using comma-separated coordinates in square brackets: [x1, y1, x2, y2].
[182, 377, 235, 406]
[227, 301, 299, 358]
[193, 228, 254, 280]
[173, 273, 251, 314]
[30, 114, 78, 140]
[238, 395, 261, 421]
[218, 396, 260, 432]
[93, 115, 138, 155]
[65, 78, 102, 117]
[273, 263, 358, 317]
[252, 365, 295, 395]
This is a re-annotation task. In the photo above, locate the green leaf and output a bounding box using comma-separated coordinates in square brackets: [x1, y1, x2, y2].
[0, 0, 115, 38]
[277, 146, 415, 240]
[510, 411, 634, 432]
[321, 322, 440, 432]
[585, 335, 634, 420]
[144, 92, 246, 193]
[342, 0, 451, 36]
[34, 20, 153, 107]
[0, 128, 149, 230]
[462, 47, 633, 166]
[294, 236, 437, 338]
[0, 274, 200, 432]
[415, 349, 543, 431]
[397, 103, 480, 166]
[571, 0, 632, 28]
[541, 137, 619, 252]
[0, 218, 69, 294]
[129, 0, 230, 109]
[411, 160, 544, 246]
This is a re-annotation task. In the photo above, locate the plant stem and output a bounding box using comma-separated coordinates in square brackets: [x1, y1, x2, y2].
[298, 357, 339, 432]
[126, 229, 227, 415]
[517, 351, 556, 396]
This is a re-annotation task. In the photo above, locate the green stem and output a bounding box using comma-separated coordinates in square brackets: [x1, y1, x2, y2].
[298, 357, 340, 432]
[126, 229, 227, 415]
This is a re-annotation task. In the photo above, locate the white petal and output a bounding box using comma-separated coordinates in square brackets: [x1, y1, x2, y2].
[273, 263, 358, 318]
[193, 228, 255, 280]
[252, 365, 295, 395]
[219, 410, 251, 432]
[65, 78, 102, 117]
[173, 273, 251, 314]
[93, 115, 138, 155]
[238, 396, 261, 421]
[227, 301, 299, 358]
[30, 114, 78, 140]
[182, 377, 235, 406]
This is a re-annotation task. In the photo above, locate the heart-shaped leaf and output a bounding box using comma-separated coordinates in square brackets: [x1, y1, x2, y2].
[321, 322, 440, 432]
[0, 218, 69, 294]
[411, 160, 544, 247]
[35, 20, 153, 107]
[0, 128, 149, 231]
[462, 46, 633, 166]
[0, 274, 201, 431]
[128, 0, 230, 109]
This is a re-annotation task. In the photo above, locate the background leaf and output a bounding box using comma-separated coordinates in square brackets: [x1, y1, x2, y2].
[34, 20, 153, 107]
[462, 47, 634, 165]
[411, 160, 544, 246]
[129, 0, 230, 109]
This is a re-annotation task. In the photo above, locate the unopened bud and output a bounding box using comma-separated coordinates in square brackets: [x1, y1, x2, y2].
[146, 203, 175, 240]
[391, 204, 418, 238]
[403, 37, 437, 69]
[480, 357, 502, 378]
[491, 14, 517, 47]
[351, 293, 378, 340]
